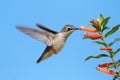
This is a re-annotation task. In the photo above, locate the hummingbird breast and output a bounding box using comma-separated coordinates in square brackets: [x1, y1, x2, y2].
[52, 33, 66, 53]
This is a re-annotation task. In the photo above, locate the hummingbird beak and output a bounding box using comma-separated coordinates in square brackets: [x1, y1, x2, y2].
[75, 28, 80, 30]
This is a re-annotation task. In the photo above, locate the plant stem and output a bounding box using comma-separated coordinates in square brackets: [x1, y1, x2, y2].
[101, 34, 120, 73]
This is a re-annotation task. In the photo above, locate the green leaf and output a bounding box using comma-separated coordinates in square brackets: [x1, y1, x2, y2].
[92, 24, 101, 31]
[102, 26, 109, 32]
[113, 48, 120, 56]
[97, 14, 104, 24]
[108, 38, 120, 46]
[105, 24, 120, 38]
[85, 54, 109, 61]
[101, 17, 110, 29]
[94, 41, 107, 47]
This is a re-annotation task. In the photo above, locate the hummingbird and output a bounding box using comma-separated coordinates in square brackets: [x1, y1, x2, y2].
[16, 23, 79, 63]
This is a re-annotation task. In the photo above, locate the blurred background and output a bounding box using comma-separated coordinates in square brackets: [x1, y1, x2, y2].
[0, 0, 120, 80]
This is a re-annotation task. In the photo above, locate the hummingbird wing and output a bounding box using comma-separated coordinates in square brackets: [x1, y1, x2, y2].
[36, 46, 53, 63]
[36, 23, 58, 34]
[16, 26, 55, 46]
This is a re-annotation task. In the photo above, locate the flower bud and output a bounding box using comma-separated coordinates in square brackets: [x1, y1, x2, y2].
[84, 33, 103, 39]
[99, 62, 113, 68]
[89, 19, 100, 27]
[100, 47, 112, 51]
[96, 67, 116, 75]
[80, 25, 98, 32]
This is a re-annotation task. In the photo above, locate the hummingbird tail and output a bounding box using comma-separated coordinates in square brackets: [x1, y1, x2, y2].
[36, 52, 53, 63]
[36, 46, 53, 63]
[36, 57, 43, 63]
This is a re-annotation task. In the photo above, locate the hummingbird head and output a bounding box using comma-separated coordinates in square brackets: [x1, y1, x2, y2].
[61, 24, 79, 32]
[61, 24, 79, 38]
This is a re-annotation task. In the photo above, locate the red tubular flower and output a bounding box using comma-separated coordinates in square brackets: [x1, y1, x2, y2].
[99, 62, 113, 68]
[96, 67, 116, 75]
[80, 25, 98, 32]
[89, 19, 100, 27]
[100, 47, 112, 51]
[84, 33, 103, 39]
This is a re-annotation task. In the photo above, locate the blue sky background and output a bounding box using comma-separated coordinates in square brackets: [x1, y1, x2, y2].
[1, 0, 120, 80]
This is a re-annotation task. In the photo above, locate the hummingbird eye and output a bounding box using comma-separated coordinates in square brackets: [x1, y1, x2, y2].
[66, 27, 72, 31]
